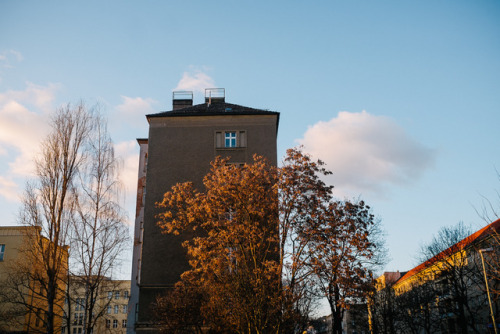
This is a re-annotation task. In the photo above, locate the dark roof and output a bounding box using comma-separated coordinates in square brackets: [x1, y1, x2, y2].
[146, 102, 279, 119]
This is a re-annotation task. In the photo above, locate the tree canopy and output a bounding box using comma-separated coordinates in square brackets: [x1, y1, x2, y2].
[155, 148, 385, 334]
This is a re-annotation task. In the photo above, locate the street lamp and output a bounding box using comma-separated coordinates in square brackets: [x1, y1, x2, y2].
[479, 248, 497, 334]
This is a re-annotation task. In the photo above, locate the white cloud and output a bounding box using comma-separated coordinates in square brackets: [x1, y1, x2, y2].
[174, 68, 215, 94]
[0, 176, 19, 202]
[114, 140, 139, 225]
[114, 96, 157, 127]
[0, 82, 59, 201]
[0, 50, 23, 68]
[297, 111, 435, 198]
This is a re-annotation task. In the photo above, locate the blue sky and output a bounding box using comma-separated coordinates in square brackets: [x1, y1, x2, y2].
[1, 1, 499, 283]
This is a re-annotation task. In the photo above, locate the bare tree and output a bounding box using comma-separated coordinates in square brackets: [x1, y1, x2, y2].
[395, 279, 442, 334]
[419, 222, 487, 334]
[70, 113, 129, 334]
[476, 169, 500, 223]
[17, 103, 92, 333]
[10, 103, 128, 334]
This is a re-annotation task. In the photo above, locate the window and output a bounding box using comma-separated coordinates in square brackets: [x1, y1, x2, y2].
[122, 319, 127, 328]
[113, 319, 118, 328]
[115, 291, 120, 299]
[0, 244, 5, 261]
[107, 291, 113, 299]
[73, 313, 83, 325]
[75, 298, 84, 311]
[106, 319, 111, 328]
[124, 290, 129, 299]
[225, 132, 236, 147]
[114, 305, 119, 314]
[35, 309, 41, 326]
[107, 305, 111, 314]
[215, 131, 246, 148]
[122, 304, 128, 314]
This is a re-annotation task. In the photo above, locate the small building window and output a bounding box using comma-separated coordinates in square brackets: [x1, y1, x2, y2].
[106, 319, 111, 328]
[113, 319, 118, 328]
[124, 290, 129, 299]
[123, 304, 128, 314]
[0, 244, 5, 261]
[107, 291, 112, 299]
[115, 291, 120, 299]
[215, 131, 246, 148]
[225, 132, 236, 147]
[114, 305, 119, 314]
[107, 305, 111, 314]
[122, 319, 127, 328]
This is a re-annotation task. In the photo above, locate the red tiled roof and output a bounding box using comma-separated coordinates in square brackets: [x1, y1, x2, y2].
[396, 218, 500, 285]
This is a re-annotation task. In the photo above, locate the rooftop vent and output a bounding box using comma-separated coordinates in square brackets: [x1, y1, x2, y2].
[205, 88, 225, 105]
[172, 91, 193, 110]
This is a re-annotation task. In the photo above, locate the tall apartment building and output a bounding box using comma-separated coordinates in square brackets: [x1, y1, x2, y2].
[128, 89, 279, 333]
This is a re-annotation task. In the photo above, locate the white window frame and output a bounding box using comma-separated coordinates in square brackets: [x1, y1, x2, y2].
[225, 132, 237, 147]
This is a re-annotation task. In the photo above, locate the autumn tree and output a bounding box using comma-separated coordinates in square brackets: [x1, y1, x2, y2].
[155, 147, 385, 333]
[278, 147, 334, 331]
[156, 155, 281, 333]
[153, 279, 207, 334]
[309, 200, 384, 334]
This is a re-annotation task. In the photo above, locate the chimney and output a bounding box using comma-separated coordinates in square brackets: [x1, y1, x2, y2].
[172, 91, 193, 110]
[205, 88, 225, 105]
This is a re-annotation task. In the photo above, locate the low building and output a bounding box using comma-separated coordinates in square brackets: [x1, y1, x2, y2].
[0, 226, 68, 333]
[370, 219, 500, 333]
[63, 278, 131, 334]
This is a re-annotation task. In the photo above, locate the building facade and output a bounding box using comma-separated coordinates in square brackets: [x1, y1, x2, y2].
[128, 89, 279, 333]
[64, 278, 130, 334]
[0, 226, 68, 333]
[370, 219, 500, 334]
